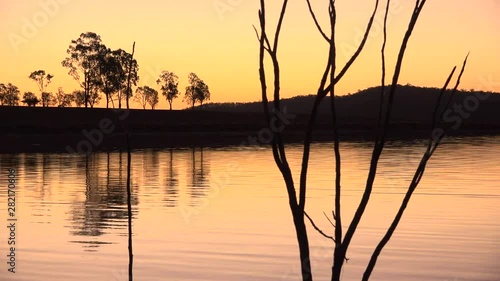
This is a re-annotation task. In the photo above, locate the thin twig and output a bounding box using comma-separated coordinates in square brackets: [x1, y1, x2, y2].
[323, 211, 335, 228]
[376, 0, 391, 139]
[305, 211, 335, 242]
[252, 25, 271, 53]
[441, 53, 470, 121]
[431, 53, 469, 154]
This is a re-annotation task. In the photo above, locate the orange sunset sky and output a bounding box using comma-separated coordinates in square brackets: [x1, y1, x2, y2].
[0, 0, 499, 110]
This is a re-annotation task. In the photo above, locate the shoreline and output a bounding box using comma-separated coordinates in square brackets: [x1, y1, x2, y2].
[1, 106, 499, 153]
[3, 129, 499, 154]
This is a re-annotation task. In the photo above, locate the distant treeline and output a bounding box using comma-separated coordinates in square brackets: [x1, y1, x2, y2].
[0, 32, 211, 110]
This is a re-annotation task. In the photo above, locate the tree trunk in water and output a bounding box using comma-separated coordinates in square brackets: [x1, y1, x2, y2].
[126, 133, 133, 281]
[331, 246, 345, 281]
[293, 211, 313, 281]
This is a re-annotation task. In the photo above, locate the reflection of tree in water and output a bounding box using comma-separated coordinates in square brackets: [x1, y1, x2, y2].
[143, 149, 160, 186]
[23, 154, 38, 176]
[165, 149, 179, 207]
[0, 154, 21, 170]
[23, 154, 43, 198]
[0, 154, 20, 185]
[34, 154, 55, 222]
[69, 152, 138, 252]
[187, 148, 210, 207]
[14, 154, 55, 223]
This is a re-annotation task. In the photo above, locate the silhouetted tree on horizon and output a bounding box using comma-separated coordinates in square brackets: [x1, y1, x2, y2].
[55, 87, 74, 107]
[0, 83, 20, 106]
[99, 48, 124, 108]
[29, 70, 53, 102]
[112, 48, 139, 109]
[184, 72, 210, 109]
[41, 92, 56, 107]
[157, 71, 180, 110]
[72, 90, 86, 107]
[22, 92, 40, 107]
[62, 32, 106, 108]
[134, 85, 158, 110]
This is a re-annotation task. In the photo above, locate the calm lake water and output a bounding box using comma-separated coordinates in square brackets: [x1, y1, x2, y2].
[0, 136, 499, 281]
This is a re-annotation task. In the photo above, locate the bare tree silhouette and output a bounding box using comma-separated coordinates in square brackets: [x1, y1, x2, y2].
[256, 1, 468, 280]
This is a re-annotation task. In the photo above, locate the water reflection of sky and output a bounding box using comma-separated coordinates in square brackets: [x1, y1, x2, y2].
[0, 137, 498, 280]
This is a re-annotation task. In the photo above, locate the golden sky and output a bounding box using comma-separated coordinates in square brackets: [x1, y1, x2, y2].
[0, 0, 499, 109]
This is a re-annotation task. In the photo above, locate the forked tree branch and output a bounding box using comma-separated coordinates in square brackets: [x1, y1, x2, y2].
[320, 0, 381, 99]
[299, 0, 380, 212]
[258, 3, 289, 193]
[362, 54, 469, 280]
[339, 3, 427, 266]
[430, 53, 469, 154]
[252, 25, 271, 53]
[258, 2, 312, 280]
[306, 0, 331, 42]
[305, 211, 335, 242]
[441, 53, 470, 119]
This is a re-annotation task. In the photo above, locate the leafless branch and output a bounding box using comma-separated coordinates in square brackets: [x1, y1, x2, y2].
[306, 0, 330, 42]
[441, 53, 470, 120]
[305, 211, 335, 242]
[376, 0, 391, 136]
[336, 2, 428, 278]
[272, 0, 290, 53]
[323, 211, 335, 228]
[257, 2, 312, 280]
[362, 53, 469, 280]
[252, 25, 271, 53]
[431, 53, 469, 154]
[298, 0, 380, 214]
[323, 0, 381, 96]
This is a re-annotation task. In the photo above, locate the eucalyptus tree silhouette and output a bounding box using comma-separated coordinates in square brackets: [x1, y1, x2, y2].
[157, 71, 180, 110]
[134, 86, 158, 110]
[61, 32, 105, 108]
[0, 83, 20, 106]
[29, 70, 53, 104]
[22, 92, 39, 107]
[184, 73, 210, 108]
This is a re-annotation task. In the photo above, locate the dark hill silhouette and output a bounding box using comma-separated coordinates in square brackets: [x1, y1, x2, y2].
[198, 85, 500, 125]
[1, 85, 498, 153]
